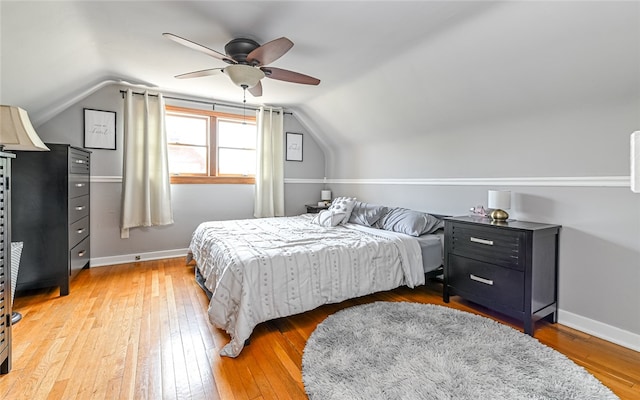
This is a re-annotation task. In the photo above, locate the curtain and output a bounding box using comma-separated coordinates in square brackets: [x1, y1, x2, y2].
[120, 89, 173, 238]
[254, 106, 285, 218]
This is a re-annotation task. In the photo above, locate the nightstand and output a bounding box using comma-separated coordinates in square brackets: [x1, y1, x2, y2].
[443, 216, 560, 335]
[305, 204, 330, 213]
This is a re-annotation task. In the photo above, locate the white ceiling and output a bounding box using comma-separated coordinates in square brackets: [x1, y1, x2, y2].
[1, 1, 639, 154]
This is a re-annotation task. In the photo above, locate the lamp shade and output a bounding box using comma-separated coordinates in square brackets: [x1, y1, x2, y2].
[632, 131, 639, 193]
[488, 190, 511, 210]
[0, 105, 50, 151]
[321, 190, 332, 201]
[224, 64, 265, 88]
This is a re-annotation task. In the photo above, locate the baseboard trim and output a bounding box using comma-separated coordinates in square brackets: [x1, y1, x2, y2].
[558, 309, 640, 352]
[91, 248, 189, 267]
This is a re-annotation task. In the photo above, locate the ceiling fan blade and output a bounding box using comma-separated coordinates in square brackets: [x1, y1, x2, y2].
[248, 81, 263, 97]
[175, 68, 224, 79]
[246, 37, 293, 66]
[163, 33, 234, 64]
[262, 67, 320, 85]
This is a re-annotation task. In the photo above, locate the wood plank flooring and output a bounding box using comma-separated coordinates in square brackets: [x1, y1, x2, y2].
[1, 257, 639, 399]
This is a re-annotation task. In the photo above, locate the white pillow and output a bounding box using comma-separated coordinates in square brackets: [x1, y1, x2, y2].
[327, 196, 357, 225]
[312, 209, 346, 227]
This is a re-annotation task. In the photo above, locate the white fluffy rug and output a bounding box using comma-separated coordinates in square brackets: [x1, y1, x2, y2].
[302, 302, 618, 400]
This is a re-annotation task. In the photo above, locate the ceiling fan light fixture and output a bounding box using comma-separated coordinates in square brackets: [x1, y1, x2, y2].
[224, 64, 265, 89]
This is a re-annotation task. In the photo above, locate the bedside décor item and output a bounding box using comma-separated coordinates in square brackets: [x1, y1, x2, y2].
[632, 131, 639, 193]
[321, 189, 332, 206]
[469, 205, 488, 217]
[302, 302, 617, 400]
[0, 105, 50, 151]
[83, 108, 116, 150]
[487, 189, 510, 221]
[443, 216, 560, 335]
[285, 132, 303, 161]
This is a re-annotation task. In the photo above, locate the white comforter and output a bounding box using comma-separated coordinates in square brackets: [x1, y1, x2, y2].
[188, 214, 425, 357]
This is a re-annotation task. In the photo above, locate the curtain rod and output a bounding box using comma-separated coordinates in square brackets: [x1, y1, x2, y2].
[119, 90, 292, 115]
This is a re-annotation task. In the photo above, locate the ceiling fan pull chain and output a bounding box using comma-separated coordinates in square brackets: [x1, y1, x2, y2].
[242, 85, 247, 124]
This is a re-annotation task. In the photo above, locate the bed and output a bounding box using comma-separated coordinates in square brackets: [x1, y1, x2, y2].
[187, 199, 445, 357]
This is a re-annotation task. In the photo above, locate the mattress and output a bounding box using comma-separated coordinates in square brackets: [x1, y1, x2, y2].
[416, 232, 444, 273]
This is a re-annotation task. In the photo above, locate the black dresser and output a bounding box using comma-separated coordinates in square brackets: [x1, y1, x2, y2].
[443, 216, 560, 335]
[0, 152, 14, 374]
[12, 144, 91, 296]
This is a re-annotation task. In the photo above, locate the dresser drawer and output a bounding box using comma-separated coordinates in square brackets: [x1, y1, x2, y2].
[69, 149, 90, 174]
[448, 254, 525, 312]
[69, 195, 89, 223]
[450, 224, 523, 270]
[70, 236, 90, 276]
[69, 174, 89, 198]
[69, 216, 89, 249]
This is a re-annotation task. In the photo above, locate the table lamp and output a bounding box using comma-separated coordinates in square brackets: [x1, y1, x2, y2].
[321, 190, 332, 206]
[488, 190, 511, 221]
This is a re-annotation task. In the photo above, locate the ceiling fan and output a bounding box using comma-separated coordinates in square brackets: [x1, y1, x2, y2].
[163, 33, 320, 97]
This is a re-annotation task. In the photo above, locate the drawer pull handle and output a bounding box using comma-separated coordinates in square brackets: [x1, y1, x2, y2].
[470, 237, 493, 246]
[76, 228, 85, 234]
[470, 274, 494, 286]
[75, 206, 85, 211]
[75, 183, 85, 188]
[78, 250, 86, 257]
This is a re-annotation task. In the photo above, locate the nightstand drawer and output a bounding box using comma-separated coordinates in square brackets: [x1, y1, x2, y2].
[450, 224, 523, 270]
[448, 254, 525, 312]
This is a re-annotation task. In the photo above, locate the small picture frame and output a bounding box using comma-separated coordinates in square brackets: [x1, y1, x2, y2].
[286, 132, 303, 162]
[84, 108, 116, 150]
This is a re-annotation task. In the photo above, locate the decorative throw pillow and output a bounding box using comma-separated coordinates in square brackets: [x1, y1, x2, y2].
[376, 207, 444, 236]
[312, 209, 346, 227]
[348, 201, 389, 226]
[327, 196, 357, 225]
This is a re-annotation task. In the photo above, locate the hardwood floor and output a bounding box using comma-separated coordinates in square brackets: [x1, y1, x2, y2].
[1, 257, 639, 399]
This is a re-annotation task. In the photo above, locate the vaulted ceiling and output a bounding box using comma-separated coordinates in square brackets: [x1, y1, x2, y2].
[2, 1, 639, 158]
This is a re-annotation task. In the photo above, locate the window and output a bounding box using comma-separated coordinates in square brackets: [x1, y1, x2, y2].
[165, 105, 257, 184]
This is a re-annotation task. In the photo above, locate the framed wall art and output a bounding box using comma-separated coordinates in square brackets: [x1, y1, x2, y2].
[84, 108, 116, 150]
[286, 132, 303, 161]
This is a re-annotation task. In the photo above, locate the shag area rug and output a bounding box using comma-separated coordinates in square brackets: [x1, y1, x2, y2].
[302, 302, 618, 400]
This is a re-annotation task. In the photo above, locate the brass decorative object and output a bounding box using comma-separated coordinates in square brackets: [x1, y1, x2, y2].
[490, 208, 509, 221]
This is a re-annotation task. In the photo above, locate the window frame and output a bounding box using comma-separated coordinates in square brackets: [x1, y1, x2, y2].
[165, 105, 257, 184]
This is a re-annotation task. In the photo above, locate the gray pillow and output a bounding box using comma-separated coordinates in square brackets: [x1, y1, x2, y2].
[348, 201, 389, 226]
[376, 207, 444, 236]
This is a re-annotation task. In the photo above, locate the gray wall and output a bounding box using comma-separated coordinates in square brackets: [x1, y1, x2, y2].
[36, 83, 325, 260]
